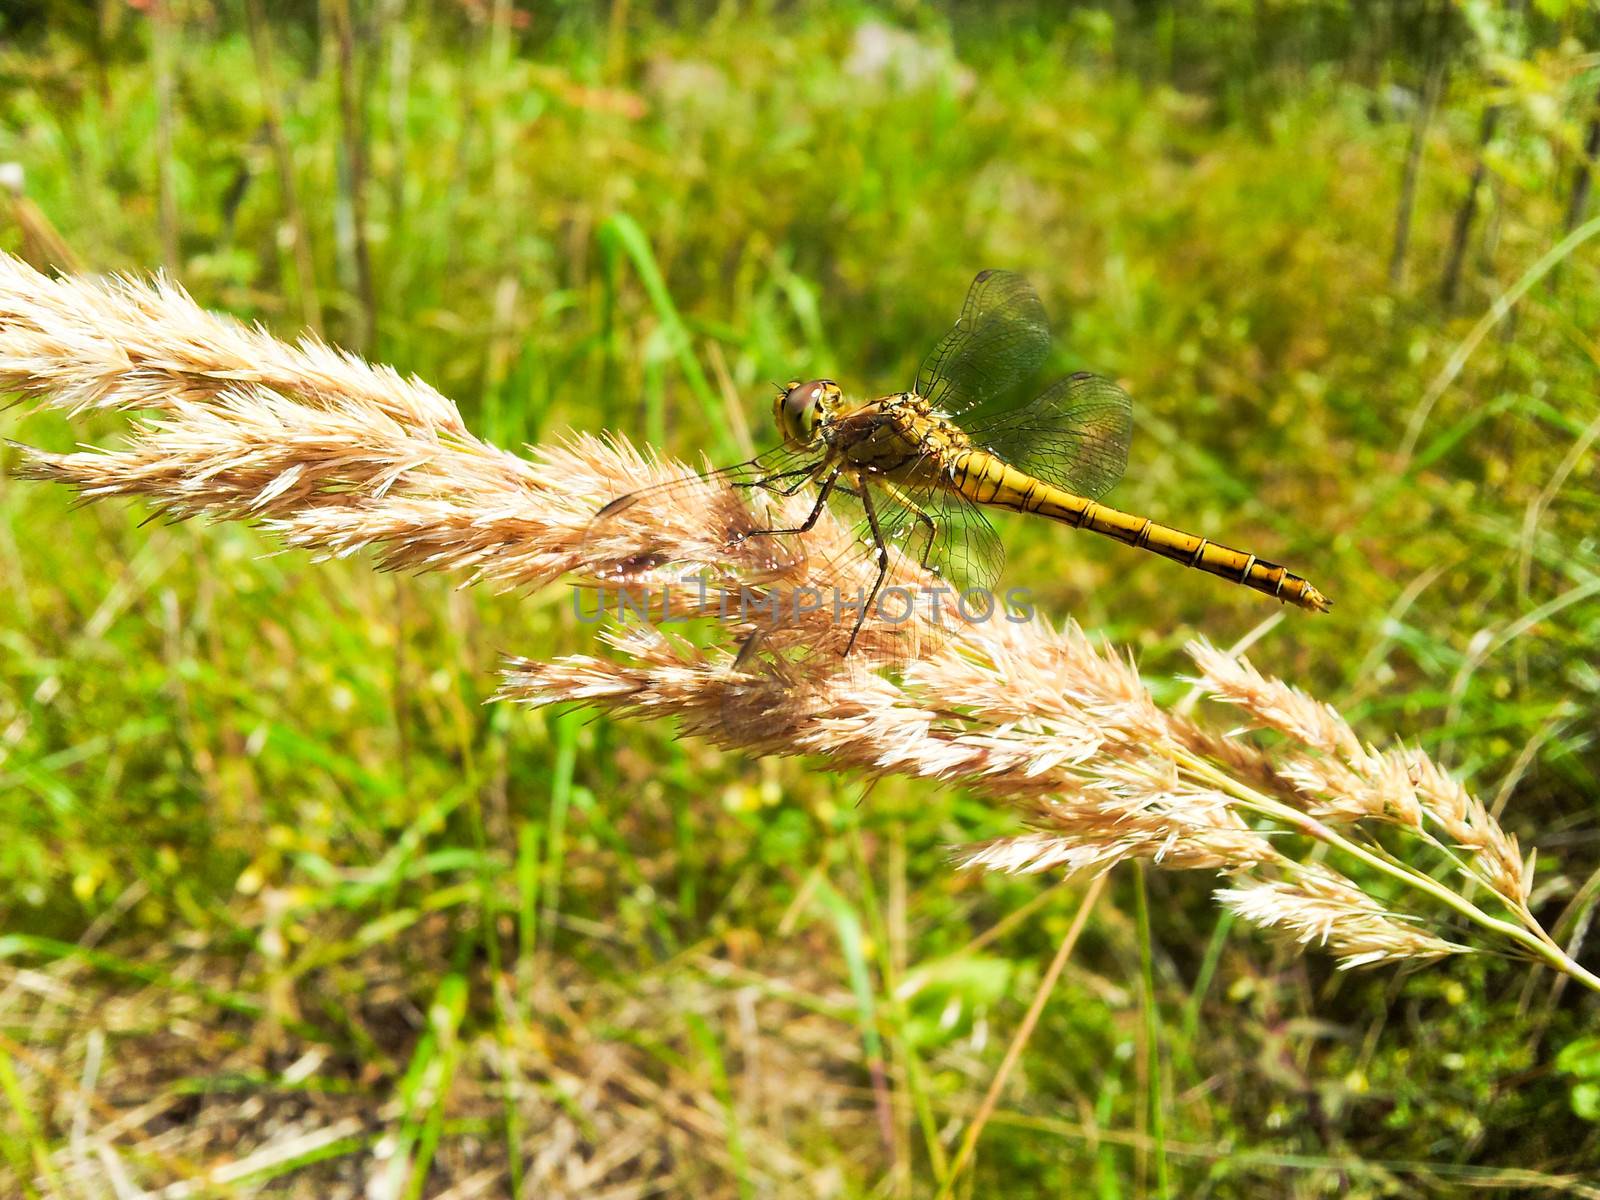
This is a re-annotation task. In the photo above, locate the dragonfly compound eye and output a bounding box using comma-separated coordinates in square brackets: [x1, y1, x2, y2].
[777, 380, 828, 446]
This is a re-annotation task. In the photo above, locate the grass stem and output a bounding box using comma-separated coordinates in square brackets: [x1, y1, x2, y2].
[937, 873, 1107, 1198]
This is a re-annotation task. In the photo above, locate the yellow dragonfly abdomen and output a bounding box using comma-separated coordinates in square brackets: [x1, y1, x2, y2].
[944, 447, 1332, 613]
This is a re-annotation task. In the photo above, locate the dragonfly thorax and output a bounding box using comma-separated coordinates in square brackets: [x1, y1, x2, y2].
[815, 390, 976, 484]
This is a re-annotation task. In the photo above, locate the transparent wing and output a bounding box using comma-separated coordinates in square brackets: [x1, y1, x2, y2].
[967, 372, 1133, 502]
[718, 472, 1004, 738]
[844, 473, 1004, 598]
[719, 625, 881, 743]
[914, 270, 1051, 419]
[578, 443, 822, 589]
[713, 466, 1004, 661]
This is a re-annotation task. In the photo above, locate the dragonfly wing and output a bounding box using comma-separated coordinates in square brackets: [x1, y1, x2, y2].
[717, 472, 1002, 738]
[579, 444, 822, 588]
[967, 372, 1132, 501]
[835, 470, 1005, 599]
[718, 623, 889, 741]
[914, 270, 1051, 419]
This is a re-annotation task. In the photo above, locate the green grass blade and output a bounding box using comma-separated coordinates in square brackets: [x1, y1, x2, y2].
[0, 1045, 55, 1199]
[598, 212, 736, 455]
[379, 972, 469, 1200]
[686, 1011, 752, 1200]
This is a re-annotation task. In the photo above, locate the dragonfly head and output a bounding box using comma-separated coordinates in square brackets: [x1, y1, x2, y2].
[774, 379, 839, 448]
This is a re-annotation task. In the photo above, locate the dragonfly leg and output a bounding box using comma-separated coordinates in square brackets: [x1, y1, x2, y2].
[848, 475, 940, 577]
[732, 465, 818, 497]
[836, 479, 937, 565]
[849, 477, 892, 657]
[876, 479, 940, 573]
[730, 467, 840, 543]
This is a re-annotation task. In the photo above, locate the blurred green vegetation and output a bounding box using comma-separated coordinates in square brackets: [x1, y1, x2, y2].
[2, 1, 1599, 1195]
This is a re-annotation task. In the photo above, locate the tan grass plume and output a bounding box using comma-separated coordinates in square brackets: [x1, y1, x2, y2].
[2, 253, 1593, 988]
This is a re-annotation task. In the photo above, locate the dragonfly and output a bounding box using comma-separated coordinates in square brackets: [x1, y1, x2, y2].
[584, 269, 1329, 660]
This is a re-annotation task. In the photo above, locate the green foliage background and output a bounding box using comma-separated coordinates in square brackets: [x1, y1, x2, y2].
[1, 1, 1599, 1194]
